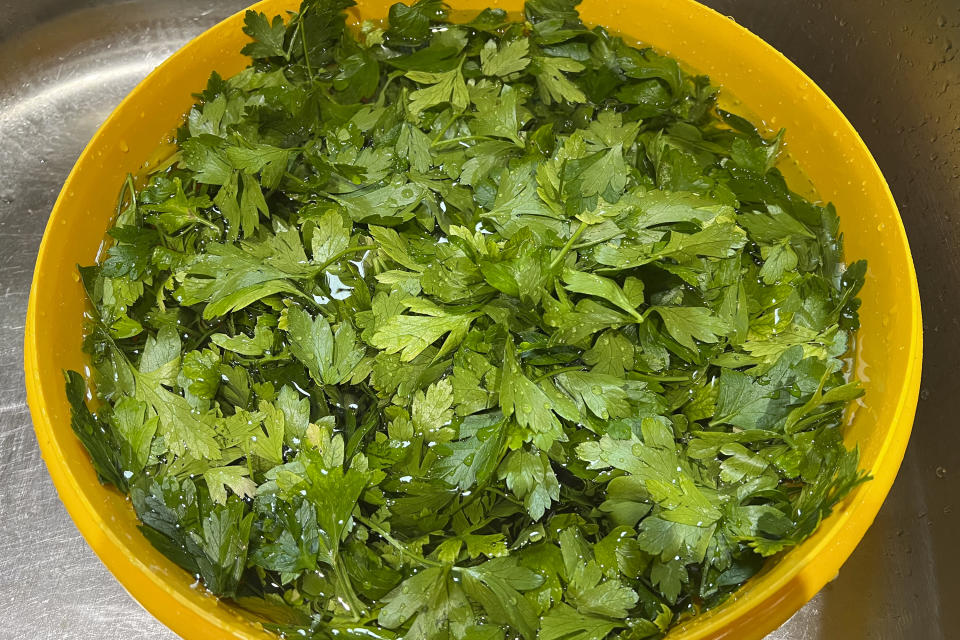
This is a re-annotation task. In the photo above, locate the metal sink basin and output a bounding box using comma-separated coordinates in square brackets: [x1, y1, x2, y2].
[0, 1, 955, 638]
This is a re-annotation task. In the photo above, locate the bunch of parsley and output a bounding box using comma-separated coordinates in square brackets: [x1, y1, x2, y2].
[66, 0, 869, 637]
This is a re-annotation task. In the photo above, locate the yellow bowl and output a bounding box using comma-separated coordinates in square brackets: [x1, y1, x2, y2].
[24, 1, 922, 638]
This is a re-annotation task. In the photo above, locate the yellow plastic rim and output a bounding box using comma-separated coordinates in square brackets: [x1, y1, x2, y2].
[24, 1, 922, 639]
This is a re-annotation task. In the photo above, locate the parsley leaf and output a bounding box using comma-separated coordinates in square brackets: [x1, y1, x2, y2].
[241, 10, 288, 60]
[651, 305, 731, 353]
[67, 1, 868, 636]
[481, 37, 531, 78]
[532, 55, 587, 104]
[406, 66, 470, 114]
[284, 305, 364, 385]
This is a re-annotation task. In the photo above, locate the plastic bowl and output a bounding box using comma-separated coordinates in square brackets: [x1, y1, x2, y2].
[24, 1, 922, 638]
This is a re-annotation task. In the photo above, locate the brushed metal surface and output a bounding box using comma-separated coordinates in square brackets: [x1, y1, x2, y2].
[702, 6, 960, 638]
[0, 2, 954, 639]
[0, 4, 248, 639]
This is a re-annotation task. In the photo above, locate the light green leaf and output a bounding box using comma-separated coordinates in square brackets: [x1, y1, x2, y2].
[412, 378, 454, 434]
[371, 309, 477, 362]
[498, 447, 559, 521]
[204, 466, 257, 504]
[533, 56, 586, 104]
[211, 316, 275, 356]
[480, 37, 530, 77]
[406, 66, 470, 114]
[498, 337, 565, 449]
[650, 305, 731, 352]
[562, 268, 642, 321]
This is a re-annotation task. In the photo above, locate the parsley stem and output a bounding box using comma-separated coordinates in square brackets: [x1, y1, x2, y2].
[356, 515, 446, 569]
[631, 373, 692, 383]
[485, 486, 523, 507]
[459, 513, 503, 536]
[430, 111, 463, 145]
[125, 174, 138, 209]
[147, 150, 181, 176]
[431, 135, 488, 149]
[549, 220, 589, 272]
[299, 22, 316, 85]
[533, 365, 586, 383]
[572, 229, 624, 251]
[193, 215, 220, 232]
[332, 558, 364, 620]
[315, 245, 371, 273]
[114, 174, 138, 219]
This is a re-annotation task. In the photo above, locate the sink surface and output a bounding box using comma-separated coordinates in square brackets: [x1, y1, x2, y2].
[0, 1, 954, 638]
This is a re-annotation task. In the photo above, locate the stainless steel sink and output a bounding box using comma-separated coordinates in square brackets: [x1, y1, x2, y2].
[0, 1, 954, 638]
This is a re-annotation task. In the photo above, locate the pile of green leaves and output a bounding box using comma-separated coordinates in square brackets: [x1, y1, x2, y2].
[67, 0, 869, 638]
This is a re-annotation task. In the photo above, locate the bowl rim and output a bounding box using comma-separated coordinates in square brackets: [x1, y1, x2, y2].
[24, 1, 923, 639]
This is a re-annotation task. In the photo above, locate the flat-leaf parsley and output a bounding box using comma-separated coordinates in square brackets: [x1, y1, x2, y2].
[67, 1, 869, 637]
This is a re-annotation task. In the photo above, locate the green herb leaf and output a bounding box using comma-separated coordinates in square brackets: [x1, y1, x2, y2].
[70, 1, 868, 636]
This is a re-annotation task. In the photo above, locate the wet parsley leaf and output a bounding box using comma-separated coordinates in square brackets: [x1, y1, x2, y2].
[66, 0, 868, 637]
